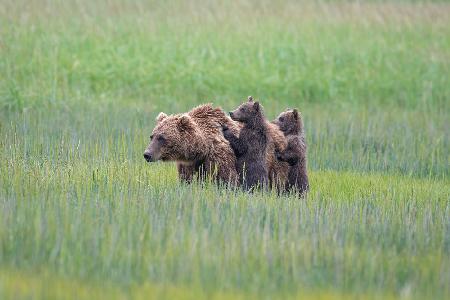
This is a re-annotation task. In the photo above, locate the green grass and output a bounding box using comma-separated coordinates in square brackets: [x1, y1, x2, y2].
[0, 0, 449, 299]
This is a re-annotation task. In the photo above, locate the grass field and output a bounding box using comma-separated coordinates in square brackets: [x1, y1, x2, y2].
[1, 0, 449, 299]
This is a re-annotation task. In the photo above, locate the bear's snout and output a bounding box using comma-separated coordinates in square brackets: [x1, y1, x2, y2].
[143, 151, 153, 162]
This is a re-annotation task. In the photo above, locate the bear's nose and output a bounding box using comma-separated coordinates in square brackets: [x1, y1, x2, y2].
[143, 152, 153, 162]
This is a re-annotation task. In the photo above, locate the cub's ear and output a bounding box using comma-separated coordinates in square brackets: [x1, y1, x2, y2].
[292, 109, 299, 120]
[253, 101, 260, 111]
[247, 96, 253, 102]
[156, 112, 168, 123]
[178, 115, 192, 131]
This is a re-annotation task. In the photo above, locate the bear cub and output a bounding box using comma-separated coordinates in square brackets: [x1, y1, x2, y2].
[273, 109, 309, 195]
[222, 96, 269, 191]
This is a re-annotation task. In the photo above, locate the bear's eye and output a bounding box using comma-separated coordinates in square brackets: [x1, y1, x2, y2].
[240, 107, 244, 111]
[279, 117, 284, 122]
[157, 135, 166, 142]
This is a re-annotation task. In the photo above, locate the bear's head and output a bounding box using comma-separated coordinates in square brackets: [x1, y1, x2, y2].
[144, 112, 206, 163]
[272, 108, 303, 135]
[228, 96, 264, 124]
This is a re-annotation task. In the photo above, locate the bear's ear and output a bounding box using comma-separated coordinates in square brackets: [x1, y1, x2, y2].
[292, 109, 299, 120]
[253, 101, 260, 111]
[178, 115, 192, 131]
[247, 96, 253, 102]
[156, 112, 168, 123]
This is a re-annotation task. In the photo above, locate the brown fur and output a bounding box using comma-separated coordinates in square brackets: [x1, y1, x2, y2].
[266, 122, 290, 190]
[144, 104, 241, 185]
[225, 97, 290, 191]
[144, 102, 289, 190]
[223, 97, 269, 190]
[272, 109, 309, 195]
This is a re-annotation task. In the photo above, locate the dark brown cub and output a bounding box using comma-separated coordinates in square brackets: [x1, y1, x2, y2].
[222, 96, 269, 191]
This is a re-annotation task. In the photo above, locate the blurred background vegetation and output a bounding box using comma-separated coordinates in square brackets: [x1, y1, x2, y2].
[0, 1, 449, 299]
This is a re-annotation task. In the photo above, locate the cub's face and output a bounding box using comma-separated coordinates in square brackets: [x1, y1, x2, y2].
[229, 97, 261, 123]
[272, 109, 301, 134]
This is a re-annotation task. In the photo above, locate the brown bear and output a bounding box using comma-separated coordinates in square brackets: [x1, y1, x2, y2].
[222, 96, 269, 190]
[272, 109, 309, 195]
[144, 102, 290, 191]
[143, 104, 241, 185]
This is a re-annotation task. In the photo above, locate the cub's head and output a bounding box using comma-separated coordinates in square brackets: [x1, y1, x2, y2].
[229, 96, 263, 123]
[272, 108, 303, 135]
[144, 112, 202, 162]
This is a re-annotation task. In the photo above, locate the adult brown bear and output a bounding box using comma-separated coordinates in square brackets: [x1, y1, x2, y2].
[144, 104, 241, 185]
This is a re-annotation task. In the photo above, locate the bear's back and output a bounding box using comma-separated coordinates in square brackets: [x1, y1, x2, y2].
[188, 104, 241, 139]
[266, 122, 290, 189]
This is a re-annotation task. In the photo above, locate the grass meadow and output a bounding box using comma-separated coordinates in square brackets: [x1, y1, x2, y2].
[1, 0, 449, 299]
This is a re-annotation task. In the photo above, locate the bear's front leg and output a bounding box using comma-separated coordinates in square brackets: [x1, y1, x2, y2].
[276, 149, 299, 166]
[177, 162, 195, 183]
[222, 125, 247, 156]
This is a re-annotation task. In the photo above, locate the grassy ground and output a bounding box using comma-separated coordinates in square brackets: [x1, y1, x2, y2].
[0, 0, 449, 299]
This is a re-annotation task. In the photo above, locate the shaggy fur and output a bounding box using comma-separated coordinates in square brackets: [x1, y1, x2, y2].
[265, 122, 290, 191]
[272, 109, 309, 195]
[222, 96, 269, 190]
[143, 102, 290, 190]
[144, 104, 241, 185]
